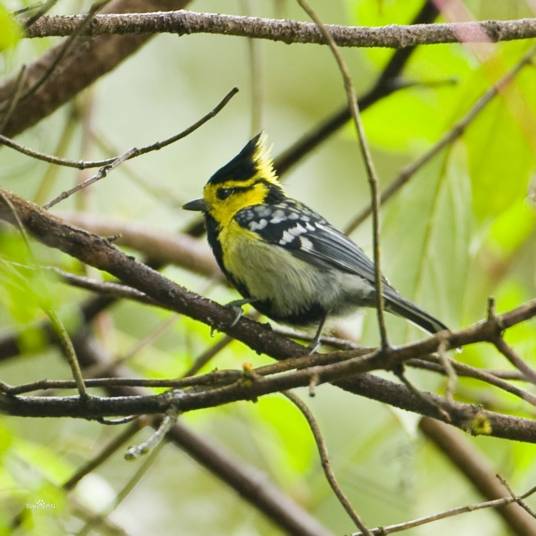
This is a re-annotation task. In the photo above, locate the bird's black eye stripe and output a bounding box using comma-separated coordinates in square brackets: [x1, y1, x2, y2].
[217, 188, 234, 200]
[217, 184, 256, 200]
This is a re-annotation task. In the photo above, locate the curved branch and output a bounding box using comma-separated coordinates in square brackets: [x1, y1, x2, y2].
[25, 11, 536, 48]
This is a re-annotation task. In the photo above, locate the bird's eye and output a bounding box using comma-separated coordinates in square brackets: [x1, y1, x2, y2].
[217, 188, 234, 200]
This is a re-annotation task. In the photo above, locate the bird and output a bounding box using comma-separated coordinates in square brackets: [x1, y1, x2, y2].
[183, 133, 448, 351]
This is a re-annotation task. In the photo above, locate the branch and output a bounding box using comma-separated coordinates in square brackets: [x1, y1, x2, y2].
[354, 484, 536, 535]
[74, 337, 333, 536]
[419, 418, 536, 535]
[284, 391, 371, 534]
[25, 11, 536, 48]
[0, 87, 238, 173]
[0, 0, 193, 137]
[1, 189, 536, 441]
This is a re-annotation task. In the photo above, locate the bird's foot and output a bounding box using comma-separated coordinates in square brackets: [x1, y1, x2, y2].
[304, 339, 321, 355]
[303, 315, 328, 355]
[225, 298, 255, 328]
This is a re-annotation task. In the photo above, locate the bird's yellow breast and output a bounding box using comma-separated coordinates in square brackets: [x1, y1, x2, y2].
[219, 219, 327, 317]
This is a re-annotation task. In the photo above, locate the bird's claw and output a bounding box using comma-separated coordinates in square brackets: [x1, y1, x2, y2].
[225, 299, 253, 328]
[304, 338, 321, 355]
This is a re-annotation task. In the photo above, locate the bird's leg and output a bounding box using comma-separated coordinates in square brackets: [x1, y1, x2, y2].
[225, 298, 256, 328]
[306, 314, 327, 354]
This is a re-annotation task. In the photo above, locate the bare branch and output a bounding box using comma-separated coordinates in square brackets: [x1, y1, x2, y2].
[44, 147, 137, 209]
[419, 418, 536, 535]
[1, 189, 536, 441]
[124, 409, 177, 460]
[494, 337, 536, 386]
[0, 87, 238, 172]
[44, 307, 89, 399]
[25, 11, 536, 48]
[353, 485, 536, 535]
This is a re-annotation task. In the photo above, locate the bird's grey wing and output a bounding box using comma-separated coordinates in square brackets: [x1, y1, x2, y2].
[235, 201, 393, 291]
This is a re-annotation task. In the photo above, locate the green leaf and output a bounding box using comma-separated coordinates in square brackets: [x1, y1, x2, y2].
[465, 97, 536, 221]
[0, 5, 22, 51]
[15, 439, 73, 484]
[487, 200, 536, 257]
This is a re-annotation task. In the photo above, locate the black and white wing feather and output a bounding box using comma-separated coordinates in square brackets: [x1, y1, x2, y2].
[235, 200, 386, 287]
[235, 200, 448, 334]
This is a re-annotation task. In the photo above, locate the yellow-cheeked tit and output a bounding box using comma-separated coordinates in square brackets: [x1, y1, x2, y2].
[184, 134, 447, 350]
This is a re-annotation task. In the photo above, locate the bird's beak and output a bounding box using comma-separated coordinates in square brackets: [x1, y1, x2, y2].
[183, 198, 207, 212]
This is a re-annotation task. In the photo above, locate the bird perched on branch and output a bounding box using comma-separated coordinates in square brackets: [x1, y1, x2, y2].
[184, 134, 447, 351]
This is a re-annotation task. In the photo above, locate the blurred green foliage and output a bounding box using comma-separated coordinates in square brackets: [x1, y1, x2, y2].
[0, 4, 20, 51]
[0, 0, 535, 535]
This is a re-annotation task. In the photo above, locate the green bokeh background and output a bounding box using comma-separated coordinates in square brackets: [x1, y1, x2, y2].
[0, 0, 535, 534]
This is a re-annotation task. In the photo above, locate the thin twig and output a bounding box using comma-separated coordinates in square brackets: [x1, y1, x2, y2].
[284, 391, 371, 535]
[0, 87, 239, 170]
[407, 357, 536, 407]
[496, 474, 536, 520]
[494, 337, 536, 387]
[297, 0, 388, 348]
[45, 307, 89, 399]
[488, 296, 536, 386]
[345, 43, 536, 232]
[44, 147, 137, 209]
[419, 417, 536, 534]
[437, 336, 457, 404]
[124, 409, 177, 460]
[353, 485, 536, 535]
[0, 65, 27, 133]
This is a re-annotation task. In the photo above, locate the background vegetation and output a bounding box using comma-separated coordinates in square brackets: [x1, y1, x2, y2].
[0, 0, 535, 534]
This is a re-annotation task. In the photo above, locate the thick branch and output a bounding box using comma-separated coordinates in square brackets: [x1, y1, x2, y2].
[25, 11, 536, 48]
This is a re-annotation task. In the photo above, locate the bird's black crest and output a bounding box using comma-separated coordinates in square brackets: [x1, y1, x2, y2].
[208, 133, 263, 185]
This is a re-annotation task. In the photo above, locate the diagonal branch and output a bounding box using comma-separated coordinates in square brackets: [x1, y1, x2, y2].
[346, 44, 536, 231]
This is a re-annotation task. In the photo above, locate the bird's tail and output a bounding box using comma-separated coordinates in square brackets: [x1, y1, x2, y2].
[384, 293, 448, 334]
